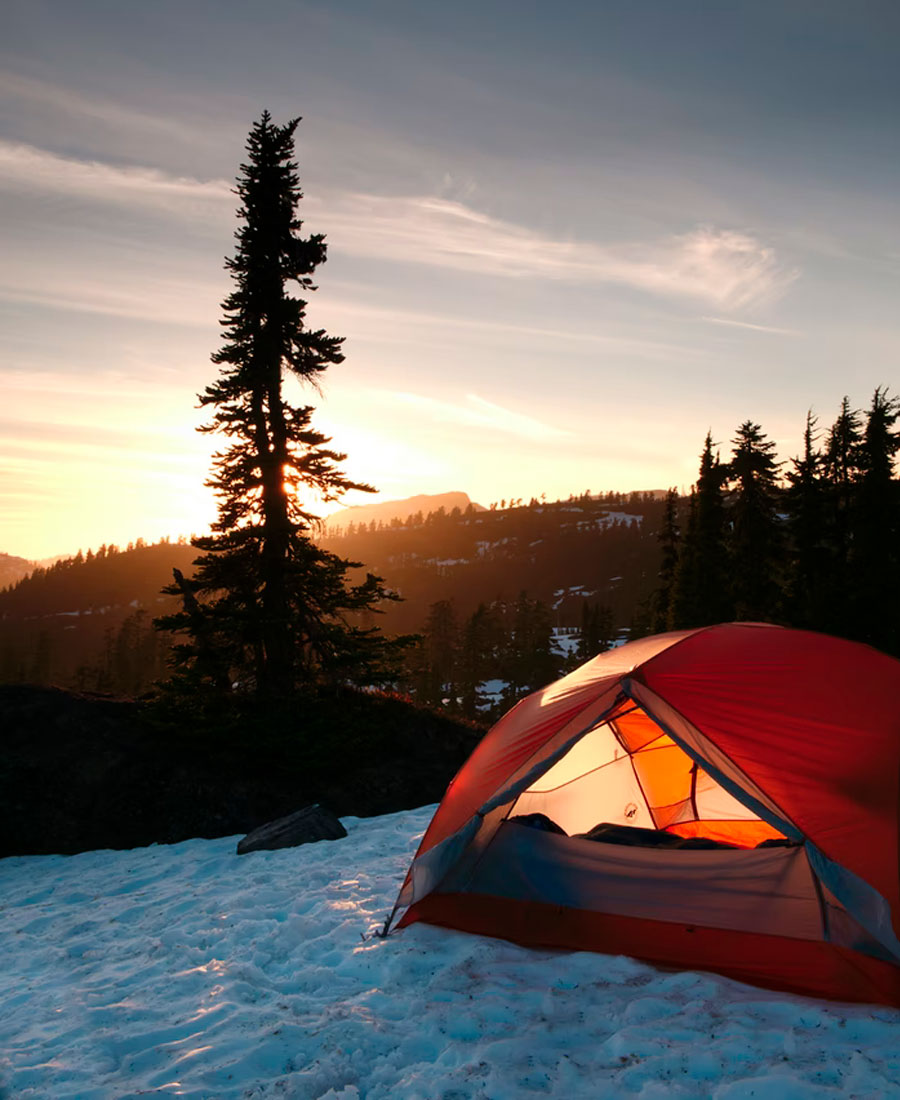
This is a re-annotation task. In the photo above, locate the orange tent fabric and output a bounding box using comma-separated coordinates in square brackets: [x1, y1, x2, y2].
[392, 624, 900, 1005]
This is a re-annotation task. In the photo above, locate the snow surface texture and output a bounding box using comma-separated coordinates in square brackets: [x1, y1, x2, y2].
[2, 806, 899, 1099]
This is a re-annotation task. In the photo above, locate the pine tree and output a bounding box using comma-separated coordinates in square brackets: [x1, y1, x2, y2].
[457, 602, 503, 719]
[784, 411, 829, 629]
[577, 600, 615, 660]
[157, 113, 400, 706]
[419, 599, 459, 706]
[852, 388, 900, 651]
[650, 488, 680, 632]
[726, 420, 783, 621]
[820, 397, 863, 635]
[669, 433, 731, 628]
[501, 592, 557, 703]
[824, 396, 863, 492]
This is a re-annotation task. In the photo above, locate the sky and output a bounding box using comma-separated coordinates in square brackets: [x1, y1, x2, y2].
[2, 0, 899, 559]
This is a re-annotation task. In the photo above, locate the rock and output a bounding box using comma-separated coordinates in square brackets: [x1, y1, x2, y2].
[236, 804, 347, 854]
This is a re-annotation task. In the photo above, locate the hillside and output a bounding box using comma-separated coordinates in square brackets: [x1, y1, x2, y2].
[0, 552, 33, 589]
[320, 491, 665, 636]
[0, 683, 482, 857]
[0, 491, 665, 693]
[0, 540, 196, 691]
[326, 490, 482, 532]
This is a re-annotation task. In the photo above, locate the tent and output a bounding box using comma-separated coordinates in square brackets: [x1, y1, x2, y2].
[389, 623, 900, 1005]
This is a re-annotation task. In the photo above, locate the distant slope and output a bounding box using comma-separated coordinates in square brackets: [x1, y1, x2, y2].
[0, 491, 665, 691]
[320, 492, 665, 635]
[326, 491, 481, 533]
[0, 553, 34, 590]
[0, 540, 196, 692]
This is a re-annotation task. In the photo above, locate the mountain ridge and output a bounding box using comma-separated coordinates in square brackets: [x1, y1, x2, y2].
[325, 491, 481, 532]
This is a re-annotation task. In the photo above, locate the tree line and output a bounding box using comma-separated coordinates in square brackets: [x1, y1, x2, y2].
[320, 492, 660, 638]
[649, 391, 899, 656]
[400, 593, 616, 722]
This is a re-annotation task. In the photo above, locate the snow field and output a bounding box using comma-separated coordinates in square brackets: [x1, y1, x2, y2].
[1, 804, 899, 1099]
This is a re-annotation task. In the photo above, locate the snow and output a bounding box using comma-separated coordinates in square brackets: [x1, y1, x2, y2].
[478, 679, 507, 710]
[475, 539, 513, 557]
[2, 806, 899, 1099]
[602, 512, 643, 527]
[552, 584, 591, 611]
[551, 627, 581, 658]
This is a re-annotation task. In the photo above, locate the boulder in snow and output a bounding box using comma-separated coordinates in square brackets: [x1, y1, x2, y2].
[236, 804, 347, 854]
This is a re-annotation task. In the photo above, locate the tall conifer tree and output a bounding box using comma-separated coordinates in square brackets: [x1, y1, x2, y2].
[784, 411, 829, 629]
[158, 114, 399, 704]
[457, 602, 503, 719]
[727, 421, 783, 621]
[651, 488, 680, 632]
[419, 599, 459, 705]
[669, 434, 731, 627]
[501, 592, 557, 702]
[820, 397, 863, 635]
[852, 388, 900, 651]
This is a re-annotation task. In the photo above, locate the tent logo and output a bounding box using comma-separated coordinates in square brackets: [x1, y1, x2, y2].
[624, 803, 638, 819]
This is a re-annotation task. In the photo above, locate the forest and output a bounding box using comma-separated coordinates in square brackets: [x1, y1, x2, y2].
[0, 492, 661, 714]
[650, 392, 899, 658]
[1, 385, 896, 722]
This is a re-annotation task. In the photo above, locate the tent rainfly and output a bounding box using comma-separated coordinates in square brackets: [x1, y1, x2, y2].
[388, 623, 900, 1005]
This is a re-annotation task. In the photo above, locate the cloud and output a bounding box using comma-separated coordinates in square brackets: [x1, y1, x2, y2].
[324, 299, 705, 362]
[0, 71, 208, 147]
[0, 141, 796, 312]
[701, 316, 798, 335]
[316, 194, 798, 310]
[390, 392, 571, 441]
[0, 139, 231, 219]
[0, 264, 223, 328]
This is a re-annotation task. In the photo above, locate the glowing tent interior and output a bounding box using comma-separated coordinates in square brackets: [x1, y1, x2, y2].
[389, 623, 900, 1005]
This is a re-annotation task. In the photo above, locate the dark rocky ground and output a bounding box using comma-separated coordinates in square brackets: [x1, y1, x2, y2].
[0, 685, 485, 857]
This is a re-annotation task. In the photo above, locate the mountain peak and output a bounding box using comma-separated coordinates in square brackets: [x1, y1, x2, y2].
[325, 492, 480, 531]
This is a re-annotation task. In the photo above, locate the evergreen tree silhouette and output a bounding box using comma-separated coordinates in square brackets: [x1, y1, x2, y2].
[457, 602, 503, 718]
[852, 388, 899, 651]
[727, 420, 783, 621]
[821, 397, 863, 635]
[650, 488, 679, 632]
[669, 433, 731, 627]
[500, 592, 558, 702]
[157, 114, 400, 705]
[784, 411, 829, 629]
[420, 599, 459, 705]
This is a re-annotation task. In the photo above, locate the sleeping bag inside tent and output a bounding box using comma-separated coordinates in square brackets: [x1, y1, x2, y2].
[389, 623, 900, 1005]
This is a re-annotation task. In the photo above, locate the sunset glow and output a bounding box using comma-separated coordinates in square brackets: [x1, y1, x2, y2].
[2, 2, 898, 559]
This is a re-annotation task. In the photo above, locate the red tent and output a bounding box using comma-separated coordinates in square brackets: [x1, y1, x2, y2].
[390, 623, 900, 1005]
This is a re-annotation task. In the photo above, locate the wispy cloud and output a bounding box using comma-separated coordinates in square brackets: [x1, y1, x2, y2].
[324, 299, 707, 362]
[319, 194, 799, 310]
[0, 265, 223, 328]
[0, 72, 208, 147]
[0, 141, 796, 312]
[0, 139, 231, 219]
[390, 392, 571, 441]
[701, 316, 798, 335]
